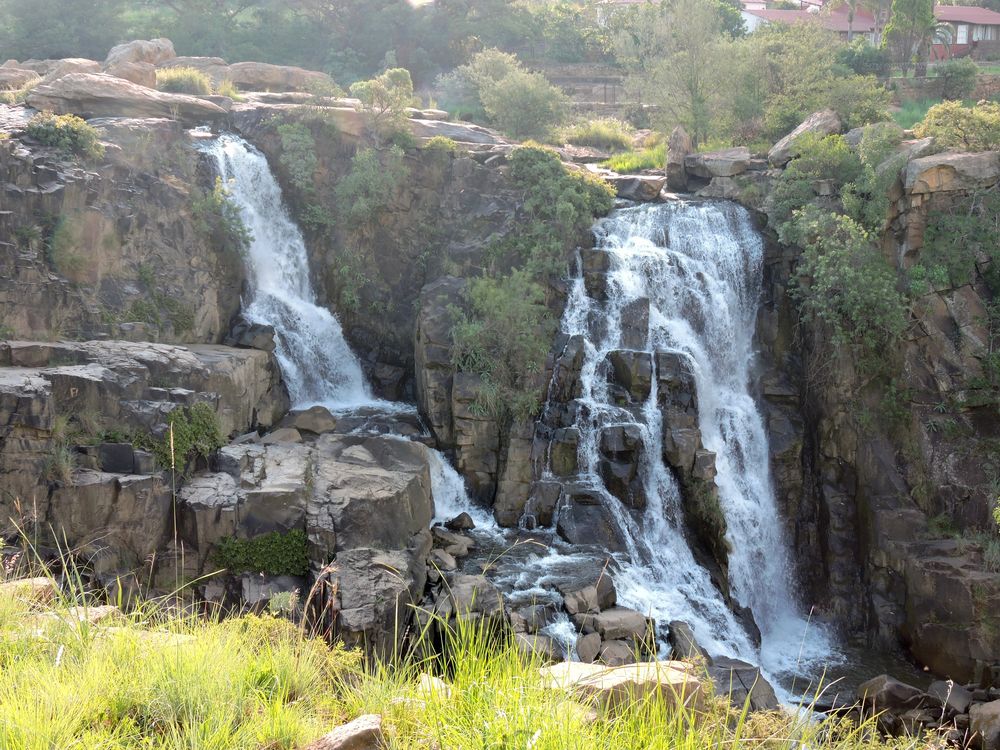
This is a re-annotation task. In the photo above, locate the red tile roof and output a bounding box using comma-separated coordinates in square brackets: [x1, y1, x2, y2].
[743, 8, 877, 32]
[934, 5, 1000, 25]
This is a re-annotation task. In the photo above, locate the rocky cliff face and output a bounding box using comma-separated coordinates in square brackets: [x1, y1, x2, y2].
[0, 108, 244, 343]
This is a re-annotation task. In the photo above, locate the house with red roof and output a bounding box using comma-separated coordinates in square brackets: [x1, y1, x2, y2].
[742, 3, 1000, 57]
[741, 5, 879, 44]
[932, 5, 1000, 59]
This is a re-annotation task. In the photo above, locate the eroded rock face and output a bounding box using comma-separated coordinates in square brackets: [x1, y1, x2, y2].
[26, 73, 225, 123]
[665, 126, 692, 191]
[904, 151, 1000, 194]
[0, 111, 244, 343]
[181, 434, 434, 651]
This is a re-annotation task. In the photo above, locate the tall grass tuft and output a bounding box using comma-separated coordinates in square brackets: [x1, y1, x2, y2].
[156, 67, 212, 95]
[561, 118, 634, 153]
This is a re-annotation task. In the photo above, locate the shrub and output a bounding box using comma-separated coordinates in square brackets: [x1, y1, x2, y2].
[842, 123, 905, 233]
[783, 205, 908, 370]
[349, 67, 416, 141]
[276, 121, 318, 193]
[836, 39, 890, 77]
[435, 49, 522, 121]
[825, 75, 892, 130]
[770, 133, 862, 224]
[192, 177, 252, 259]
[44, 215, 86, 280]
[437, 49, 570, 139]
[24, 112, 104, 159]
[335, 145, 409, 228]
[214, 530, 310, 576]
[602, 143, 666, 173]
[479, 68, 570, 140]
[560, 118, 634, 152]
[155, 66, 212, 95]
[451, 271, 557, 422]
[911, 191, 1000, 293]
[936, 57, 979, 101]
[503, 144, 615, 278]
[214, 78, 243, 100]
[915, 100, 1000, 152]
[423, 135, 459, 157]
[141, 402, 223, 471]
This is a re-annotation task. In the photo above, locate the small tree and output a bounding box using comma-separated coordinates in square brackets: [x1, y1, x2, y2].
[883, 0, 934, 75]
[615, 0, 729, 145]
[936, 57, 978, 100]
[349, 67, 416, 142]
[479, 69, 570, 140]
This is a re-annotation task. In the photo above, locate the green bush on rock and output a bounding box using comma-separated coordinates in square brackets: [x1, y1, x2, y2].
[142, 402, 224, 472]
[24, 112, 104, 160]
[214, 530, 310, 576]
[915, 100, 1000, 153]
[782, 205, 907, 372]
[449, 145, 614, 422]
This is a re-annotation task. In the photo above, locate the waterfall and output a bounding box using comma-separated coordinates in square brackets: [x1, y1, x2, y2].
[200, 134, 488, 530]
[200, 135, 371, 410]
[558, 200, 838, 678]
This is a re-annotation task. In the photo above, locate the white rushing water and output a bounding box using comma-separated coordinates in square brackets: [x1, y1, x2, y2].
[201, 134, 490, 528]
[558, 200, 839, 678]
[201, 135, 371, 410]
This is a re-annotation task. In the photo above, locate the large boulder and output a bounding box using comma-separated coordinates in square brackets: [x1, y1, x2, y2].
[104, 39, 176, 69]
[227, 61, 334, 92]
[707, 657, 779, 712]
[606, 174, 665, 202]
[0, 67, 39, 90]
[540, 661, 703, 713]
[26, 73, 225, 124]
[105, 60, 156, 88]
[666, 126, 692, 191]
[858, 674, 934, 711]
[971, 700, 1000, 750]
[768, 109, 842, 167]
[904, 151, 1000, 195]
[684, 147, 751, 179]
[39, 58, 101, 83]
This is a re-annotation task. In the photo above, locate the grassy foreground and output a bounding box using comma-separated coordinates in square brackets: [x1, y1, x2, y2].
[0, 581, 937, 750]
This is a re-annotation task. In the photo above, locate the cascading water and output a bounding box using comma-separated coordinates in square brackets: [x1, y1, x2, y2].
[200, 134, 483, 525]
[201, 135, 371, 410]
[557, 199, 839, 679]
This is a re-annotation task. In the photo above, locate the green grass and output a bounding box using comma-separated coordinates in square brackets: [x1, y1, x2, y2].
[601, 142, 666, 173]
[560, 118, 634, 153]
[0, 566, 939, 750]
[893, 98, 940, 129]
[156, 67, 212, 95]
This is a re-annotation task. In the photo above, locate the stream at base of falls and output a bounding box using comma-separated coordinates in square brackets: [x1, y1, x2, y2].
[199, 132, 919, 705]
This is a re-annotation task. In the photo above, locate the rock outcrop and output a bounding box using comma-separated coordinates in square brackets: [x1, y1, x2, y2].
[26, 73, 225, 123]
[767, 109, 842, 166]
[1, 110, 245, 344]
[181, 434, 434, 651]
[0, 339, 287, 569]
